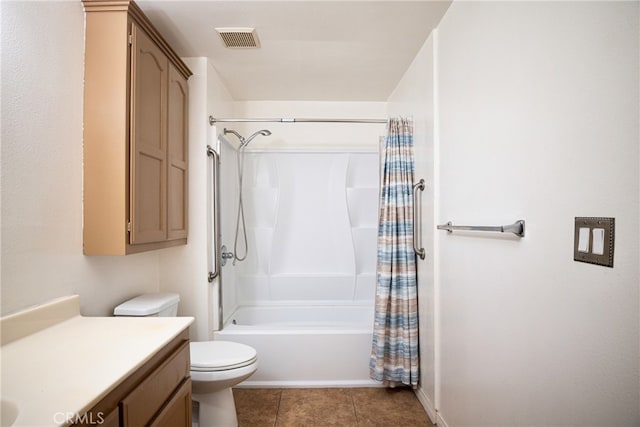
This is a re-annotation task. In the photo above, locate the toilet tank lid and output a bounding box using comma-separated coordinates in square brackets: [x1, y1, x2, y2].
[113, 293, 180, 316]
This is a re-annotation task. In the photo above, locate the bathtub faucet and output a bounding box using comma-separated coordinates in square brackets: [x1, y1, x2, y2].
[221, 245, 235, 266]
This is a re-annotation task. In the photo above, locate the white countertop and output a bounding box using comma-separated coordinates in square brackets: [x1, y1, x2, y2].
[0, 296, 193, 426]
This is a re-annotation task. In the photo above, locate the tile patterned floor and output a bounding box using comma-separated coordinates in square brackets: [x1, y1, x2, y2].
[233, 387, 434, 427]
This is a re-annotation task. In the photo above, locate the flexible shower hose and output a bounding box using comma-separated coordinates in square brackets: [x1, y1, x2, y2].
[233, 144, 249, 264]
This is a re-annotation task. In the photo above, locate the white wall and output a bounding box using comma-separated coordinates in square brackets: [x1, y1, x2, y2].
[159, 58, 234, 340]
[386, 35, 437, 420]
[436, 2, 639, 426]
[1, 1, 160, 317]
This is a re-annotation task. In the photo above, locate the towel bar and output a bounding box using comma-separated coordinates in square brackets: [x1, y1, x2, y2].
[437, 220, 525, 238]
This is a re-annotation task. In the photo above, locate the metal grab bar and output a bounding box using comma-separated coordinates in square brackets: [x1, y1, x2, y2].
[412, 179, 426, 260]
[437, 220, 525, 238]
[207, 146, 221, 282]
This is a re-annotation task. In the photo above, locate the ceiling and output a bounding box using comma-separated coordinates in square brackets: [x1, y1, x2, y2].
[137, 1, 452, 101]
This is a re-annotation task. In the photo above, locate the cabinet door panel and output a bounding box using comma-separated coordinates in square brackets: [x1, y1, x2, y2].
[121, 341, 189, 427]
[167, 64, 188, 240]
[137, 152, 164, 234]
[130, 23, 168, 244]
[149, 378, 192, 427]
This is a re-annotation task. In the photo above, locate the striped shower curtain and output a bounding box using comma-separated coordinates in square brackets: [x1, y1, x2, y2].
[369, 117, 419, 387]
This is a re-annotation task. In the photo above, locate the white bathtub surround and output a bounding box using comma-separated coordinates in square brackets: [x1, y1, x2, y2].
[229, 151, 380, 308]
[0, 295, 193, 427]
[226, 305, 373, 328]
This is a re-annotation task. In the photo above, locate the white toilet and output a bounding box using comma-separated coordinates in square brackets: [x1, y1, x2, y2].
[114, 293, 257, 427]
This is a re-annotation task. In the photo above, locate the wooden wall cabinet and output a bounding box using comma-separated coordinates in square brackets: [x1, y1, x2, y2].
[74, 330, 192, 427]
[82, 0, 191, 255]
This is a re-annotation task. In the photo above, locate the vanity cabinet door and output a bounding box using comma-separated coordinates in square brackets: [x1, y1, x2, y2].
[149, 378, 192, 427]
[101, 408, 120, 427]
[121, 341, 190, 427]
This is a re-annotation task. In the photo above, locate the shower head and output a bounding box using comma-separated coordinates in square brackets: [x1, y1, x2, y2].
[223, 128, 271, 148]
[241, 129, 272, 147]
[223, 128, 245, 144]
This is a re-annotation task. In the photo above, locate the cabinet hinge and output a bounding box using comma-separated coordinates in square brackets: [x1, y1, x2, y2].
[128, 34, 133, 45]
[127, 221, 132, 233]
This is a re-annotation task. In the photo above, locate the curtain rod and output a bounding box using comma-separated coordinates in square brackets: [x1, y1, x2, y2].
[209, 116, 387, 125]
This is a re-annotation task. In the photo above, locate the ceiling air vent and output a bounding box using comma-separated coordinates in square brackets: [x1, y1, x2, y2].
[215, 27, 261, 49]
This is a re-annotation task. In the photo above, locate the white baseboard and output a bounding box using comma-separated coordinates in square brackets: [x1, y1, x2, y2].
[414, 387, 437, 425]
[436, 411, 450, 427]
[414, 387, 451, 427]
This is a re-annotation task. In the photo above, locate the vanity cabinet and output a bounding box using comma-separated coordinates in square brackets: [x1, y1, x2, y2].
[82, 0, 191, 255]
[74, 330, 192, 427]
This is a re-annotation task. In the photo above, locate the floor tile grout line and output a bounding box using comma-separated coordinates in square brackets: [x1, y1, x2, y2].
[350, 389, 360, 427]
[273, 388, 282, 427]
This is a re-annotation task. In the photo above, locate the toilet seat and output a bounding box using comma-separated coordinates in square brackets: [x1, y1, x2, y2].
[190, 341, 257, 372]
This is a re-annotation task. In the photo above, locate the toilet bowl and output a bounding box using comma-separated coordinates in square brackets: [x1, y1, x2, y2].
[113, 293, 258, 427]
[190, 341, 257, 426]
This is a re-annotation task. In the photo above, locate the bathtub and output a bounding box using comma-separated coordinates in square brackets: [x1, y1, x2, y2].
[213, 305, 380, 388]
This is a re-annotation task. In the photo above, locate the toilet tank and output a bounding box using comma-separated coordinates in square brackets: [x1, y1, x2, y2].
[113, 293, 180, 317]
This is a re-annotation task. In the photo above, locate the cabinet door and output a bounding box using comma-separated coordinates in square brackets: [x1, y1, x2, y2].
[98, 408, 120, 427]
[167, 64, 188, 240]
[130, 23, 168, 244]
[149, 378, 192, 427]
[121, 341, 189, 427]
